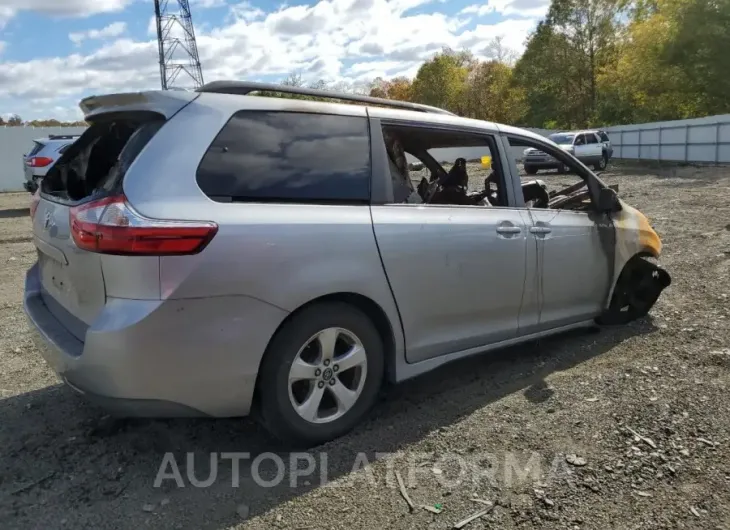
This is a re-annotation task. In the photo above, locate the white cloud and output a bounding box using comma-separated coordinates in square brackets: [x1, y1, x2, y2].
[0, 0, 134, 27]
[0, 0, 544, 120]
[0, 42, 5, 55]
[192, 0, 228, 7]
[461, 0, 550, 18]
[69, 22, 127, 45]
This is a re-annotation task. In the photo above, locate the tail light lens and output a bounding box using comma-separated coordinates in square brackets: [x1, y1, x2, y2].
[30, 189, 41, 219]
[26, 156, 54, 168]
[69, 195, 218, 256]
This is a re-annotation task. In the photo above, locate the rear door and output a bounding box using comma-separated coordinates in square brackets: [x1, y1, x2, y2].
[585, 133, 603, 160]
[573, 133, 591, 161]
[369, 119, 528, 363]
[33, 114, 168, 340]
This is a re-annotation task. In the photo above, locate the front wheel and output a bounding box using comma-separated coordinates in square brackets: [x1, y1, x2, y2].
[524, 165, 538, 175]
[257, 303, 385, 447]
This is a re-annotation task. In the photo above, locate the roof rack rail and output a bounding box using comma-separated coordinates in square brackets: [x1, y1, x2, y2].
[196, 80, 456, 116]
[48, 134, 81, 140]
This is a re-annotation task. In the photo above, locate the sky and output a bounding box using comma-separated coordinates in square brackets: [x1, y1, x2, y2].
[0, 0, 550, 122]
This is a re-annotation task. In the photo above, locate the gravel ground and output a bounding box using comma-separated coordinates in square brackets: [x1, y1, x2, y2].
[0, 163, 729, 530]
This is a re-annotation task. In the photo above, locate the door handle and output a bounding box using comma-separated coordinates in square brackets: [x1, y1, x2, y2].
[496, 226, 522, 235]
[530, 226, 552, 234]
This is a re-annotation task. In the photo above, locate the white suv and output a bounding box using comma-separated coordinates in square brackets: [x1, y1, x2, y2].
[524, 130, 611, 175]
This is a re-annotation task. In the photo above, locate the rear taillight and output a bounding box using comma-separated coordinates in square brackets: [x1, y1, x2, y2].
[69, 195, 218, 256]
[30, 189, 40, 219]
[26, 156, 53, 168]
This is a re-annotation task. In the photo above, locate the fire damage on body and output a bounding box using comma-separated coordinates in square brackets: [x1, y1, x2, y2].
[396, 129, 672, 327]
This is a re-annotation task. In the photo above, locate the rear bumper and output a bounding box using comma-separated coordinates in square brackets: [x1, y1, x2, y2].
[23, 263, 289, 417]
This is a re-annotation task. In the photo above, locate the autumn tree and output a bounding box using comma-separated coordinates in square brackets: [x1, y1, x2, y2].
[369, 76, 413, 101]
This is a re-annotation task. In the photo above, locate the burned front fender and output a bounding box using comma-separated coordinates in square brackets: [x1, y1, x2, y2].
[599, 200, 671, 325]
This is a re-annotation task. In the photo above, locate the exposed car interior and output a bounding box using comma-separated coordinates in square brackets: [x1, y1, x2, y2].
[383, 125, 508, 207]
[510, 137, 597, 212]
[383, 125, 597, 212]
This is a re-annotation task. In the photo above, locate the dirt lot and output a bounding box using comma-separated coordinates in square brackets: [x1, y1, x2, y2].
[1, 163, 729, 530]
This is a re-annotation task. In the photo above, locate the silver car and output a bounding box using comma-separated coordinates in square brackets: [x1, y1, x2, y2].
[24, 83, 670, 446]
[524, 130, 611, 175]
[23, 135, 81, 192]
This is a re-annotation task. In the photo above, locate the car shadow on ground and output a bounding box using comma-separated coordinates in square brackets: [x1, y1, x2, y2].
[0, 208, 30, 219]
[0, 318, 657, 529]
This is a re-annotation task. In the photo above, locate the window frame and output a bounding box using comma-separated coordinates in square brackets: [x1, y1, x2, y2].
[195, 109, 374, 205]
[503, 133, 608, 213]
[369, 117, 519, 208]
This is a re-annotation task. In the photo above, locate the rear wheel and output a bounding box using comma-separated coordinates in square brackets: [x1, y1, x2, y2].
[257, 303, 384, 447]
[594, 153, 608, 171]
[557, 163, 569, 174]
[524, 165, 538, 175]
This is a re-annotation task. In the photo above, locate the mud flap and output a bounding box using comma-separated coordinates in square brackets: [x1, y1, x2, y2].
[597, 257, 671, 326]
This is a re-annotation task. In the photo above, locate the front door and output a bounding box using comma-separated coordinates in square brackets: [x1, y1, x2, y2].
[505, 134, 613, 335]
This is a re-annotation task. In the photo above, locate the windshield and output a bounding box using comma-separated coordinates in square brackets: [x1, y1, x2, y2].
[548, 133, 576, 145]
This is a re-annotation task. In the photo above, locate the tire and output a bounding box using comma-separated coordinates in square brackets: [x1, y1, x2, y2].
[257, 302, 385, 447]
[524, 165, 538, 175]
[594, 153, 608, 171]
[597, 257, 671, 326]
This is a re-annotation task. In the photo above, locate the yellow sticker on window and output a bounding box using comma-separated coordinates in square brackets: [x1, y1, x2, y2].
[481, 155, 492, 169]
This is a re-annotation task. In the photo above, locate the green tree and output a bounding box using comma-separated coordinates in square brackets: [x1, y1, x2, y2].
[410, 48, 472, 114]
[463, 60, 527, 124]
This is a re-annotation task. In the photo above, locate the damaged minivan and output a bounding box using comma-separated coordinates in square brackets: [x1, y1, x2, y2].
[24, 82, 671, 446]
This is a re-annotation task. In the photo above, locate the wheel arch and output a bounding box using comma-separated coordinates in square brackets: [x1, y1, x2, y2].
[605, 250, 661, 308]
[253, 292, 399, 403]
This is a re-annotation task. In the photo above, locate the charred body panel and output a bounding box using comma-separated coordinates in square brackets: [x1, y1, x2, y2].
[598, 200, 671, 325]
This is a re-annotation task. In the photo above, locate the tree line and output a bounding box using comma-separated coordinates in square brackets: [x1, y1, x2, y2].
[5, 0, 727, 130]
[282, 0, 730, 129]
[0, 115, 87, 127]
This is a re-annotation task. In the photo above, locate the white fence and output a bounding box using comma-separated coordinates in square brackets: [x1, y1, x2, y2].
[605, 114, 730, 164]
[0, 126, 87, 192]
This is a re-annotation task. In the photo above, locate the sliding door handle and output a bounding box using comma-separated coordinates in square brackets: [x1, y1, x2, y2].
[496, 226, 522, 235]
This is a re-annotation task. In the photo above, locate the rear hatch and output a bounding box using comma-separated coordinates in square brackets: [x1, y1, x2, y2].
[32, 91, 196, 340]
[23, 140, 46, 178]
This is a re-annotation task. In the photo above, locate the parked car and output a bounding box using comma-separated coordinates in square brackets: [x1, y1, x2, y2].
[24, 83, 670, 447]
[524, 129, 612, 175]
[23, 134, 81, 192]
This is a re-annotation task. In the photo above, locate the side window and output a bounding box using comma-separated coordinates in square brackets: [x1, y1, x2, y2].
[508, 136, 594, 213]
[574, 134, 586, 146]
[197, 112, 371, 203]
[380, 123, 508, 207]
[586, 133, 599, 144]
[598, 131, 609, 142]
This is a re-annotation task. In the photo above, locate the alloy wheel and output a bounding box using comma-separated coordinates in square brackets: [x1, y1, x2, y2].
[287, 327, 368, 424]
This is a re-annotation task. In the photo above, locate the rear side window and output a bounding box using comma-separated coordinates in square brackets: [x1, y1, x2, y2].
[27, 142, 44, 157]
[598, 131, 609, 142]
[196, 111, 371, 203]
[586, 133, 599, 144]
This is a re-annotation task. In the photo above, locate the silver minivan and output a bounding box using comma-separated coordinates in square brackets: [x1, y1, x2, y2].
[24, 82, 670, 446]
